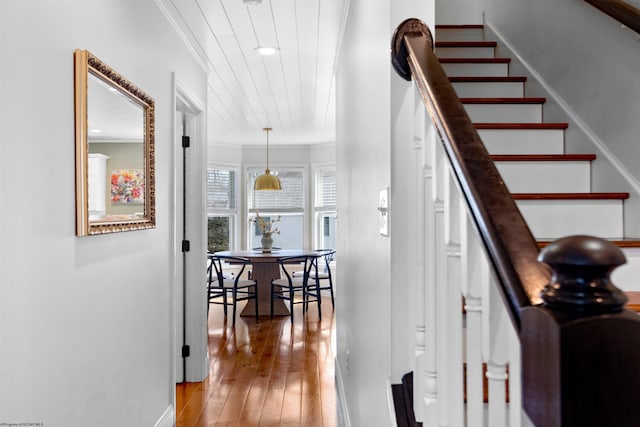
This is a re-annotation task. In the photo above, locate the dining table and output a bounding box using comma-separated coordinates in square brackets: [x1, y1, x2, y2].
[213, 249, 320, 316]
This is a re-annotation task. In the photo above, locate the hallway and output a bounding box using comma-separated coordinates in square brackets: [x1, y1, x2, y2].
[176, 298, 337, 426]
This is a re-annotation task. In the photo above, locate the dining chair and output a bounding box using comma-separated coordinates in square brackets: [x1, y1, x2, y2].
[271, 255, 322, 320]
[207, 254, 258, 326]
[294, 249, 336, 308]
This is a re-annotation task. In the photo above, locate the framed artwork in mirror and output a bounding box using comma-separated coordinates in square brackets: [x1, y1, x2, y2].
[74, 49, 155, 235]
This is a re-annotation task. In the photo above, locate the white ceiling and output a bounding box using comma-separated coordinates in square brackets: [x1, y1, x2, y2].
[160, 0, 350, 146]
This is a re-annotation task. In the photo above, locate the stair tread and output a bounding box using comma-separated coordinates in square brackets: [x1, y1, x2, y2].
[513, 192, 630, 200]
[461, 97, 546, 104]
[439, 57, 511, 64]
[450, 76, 527, 83]
[492, 154, 596, 161]
[436, 41, 497, 48]
[475, 123, 568, 129]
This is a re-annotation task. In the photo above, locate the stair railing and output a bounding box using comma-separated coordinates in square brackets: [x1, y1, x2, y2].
[391, 18, 640, 426]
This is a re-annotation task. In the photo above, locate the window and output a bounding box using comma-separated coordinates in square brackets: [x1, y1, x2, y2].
[247, 168, 305, 249]
[207, 167, 238, 252]
[314, 166, 337, 250]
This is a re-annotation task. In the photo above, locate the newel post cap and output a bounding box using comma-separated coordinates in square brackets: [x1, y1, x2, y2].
[538, 235, 627, 313]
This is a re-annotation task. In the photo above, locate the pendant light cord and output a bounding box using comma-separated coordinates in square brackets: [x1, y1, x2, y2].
[263, 127, 272, 171]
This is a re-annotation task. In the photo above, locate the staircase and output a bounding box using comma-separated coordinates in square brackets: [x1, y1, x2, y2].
[434, 24, 640, 298]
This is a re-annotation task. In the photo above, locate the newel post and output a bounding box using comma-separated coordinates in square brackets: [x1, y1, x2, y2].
[521, 235, 640, 427]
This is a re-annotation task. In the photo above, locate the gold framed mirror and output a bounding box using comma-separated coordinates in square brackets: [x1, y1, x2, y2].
[74, 49, 155, 235]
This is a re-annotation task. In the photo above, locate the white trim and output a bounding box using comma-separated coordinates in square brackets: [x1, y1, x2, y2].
[335, 358, 352, 427]
[487, 20, 640, 197]
[153, 405, 175, 427]
[154, 0, 210, 73]
[172, 74, 209, 385]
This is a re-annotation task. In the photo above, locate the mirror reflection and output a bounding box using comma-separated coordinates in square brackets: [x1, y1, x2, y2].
[74, 49, 155, 235]
[87, 73, 145, 220]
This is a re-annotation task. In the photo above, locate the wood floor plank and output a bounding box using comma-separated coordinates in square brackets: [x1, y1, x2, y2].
[176, 298, 336, 426]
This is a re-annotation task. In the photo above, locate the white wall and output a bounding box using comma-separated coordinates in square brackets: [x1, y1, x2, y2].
[335, 0, 436, 424]
[0, 1, 206, 426]
[336, 0, 390, 424]
[479, 0, 640, 236]
[436, 0, 483, 25]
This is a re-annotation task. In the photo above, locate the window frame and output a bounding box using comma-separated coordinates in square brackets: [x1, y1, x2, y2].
[312, 163, 337, 250]
[245, 164, 308, 249]
[207, 164, 240, 251]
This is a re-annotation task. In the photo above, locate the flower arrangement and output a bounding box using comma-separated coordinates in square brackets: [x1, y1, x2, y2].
[251, 211, 281, 235]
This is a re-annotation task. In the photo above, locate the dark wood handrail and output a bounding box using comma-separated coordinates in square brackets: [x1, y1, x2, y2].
[391, 18, 549, 331]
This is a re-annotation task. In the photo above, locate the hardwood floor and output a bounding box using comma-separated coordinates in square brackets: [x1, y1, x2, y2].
[176, 298, 337, 426]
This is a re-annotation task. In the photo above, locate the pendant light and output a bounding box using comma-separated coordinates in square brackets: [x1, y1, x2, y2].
[254, 127, 282, 190]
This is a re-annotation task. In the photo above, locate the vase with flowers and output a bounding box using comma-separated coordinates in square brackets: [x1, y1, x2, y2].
[251, 211, 281, 252]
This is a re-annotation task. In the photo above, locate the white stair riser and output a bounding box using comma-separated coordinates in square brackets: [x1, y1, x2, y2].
[517, 199, 624, 239]
[465, 104, 542, 123]
[479, 129, 565, 154]
[612, 248, 640, 292]
[441, 63, 509, 77]
[436, 28, 486, 41]
[436, 47, 495, 58]
[497, 161, 591, 193]
[453, 81, 524, 98]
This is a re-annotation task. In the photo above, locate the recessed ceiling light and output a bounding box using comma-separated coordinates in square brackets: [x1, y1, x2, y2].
[90, 129, 102, 133]
[243, 0, 262, 5]
[256, 46, 279, 56]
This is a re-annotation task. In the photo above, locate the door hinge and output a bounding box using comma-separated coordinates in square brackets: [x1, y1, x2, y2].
[182, 240, 190, 252]
[182, 135, 190, 148]
[181, 345, 190, 358]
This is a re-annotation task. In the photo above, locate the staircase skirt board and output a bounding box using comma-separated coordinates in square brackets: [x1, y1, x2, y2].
[516, 199, 624, 239]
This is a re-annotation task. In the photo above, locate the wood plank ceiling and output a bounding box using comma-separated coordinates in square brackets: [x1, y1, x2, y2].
[160, 0, 350, 145]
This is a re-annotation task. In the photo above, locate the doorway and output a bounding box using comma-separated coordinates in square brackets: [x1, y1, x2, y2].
[172, 75, 208, 386]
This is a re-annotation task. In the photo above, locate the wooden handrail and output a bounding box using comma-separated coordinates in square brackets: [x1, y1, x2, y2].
[391, 18, 549, 330]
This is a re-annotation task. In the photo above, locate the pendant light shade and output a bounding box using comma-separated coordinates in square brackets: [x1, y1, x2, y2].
[254, 127, 282, 190]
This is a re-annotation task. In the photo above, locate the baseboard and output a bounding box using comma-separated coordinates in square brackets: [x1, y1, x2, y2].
[154, 404, 174, 427]
[335, 358, 351, 427]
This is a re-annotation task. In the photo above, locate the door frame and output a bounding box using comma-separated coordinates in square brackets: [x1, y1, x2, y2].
[171, 73, 208, 390]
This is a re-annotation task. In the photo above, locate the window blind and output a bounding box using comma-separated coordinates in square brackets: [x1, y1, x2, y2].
[248, 169, 304, 211]
[315, 167, 336, 209]
[207, 168, 236, 212]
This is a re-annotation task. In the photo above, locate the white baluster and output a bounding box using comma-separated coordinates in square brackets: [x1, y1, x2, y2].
[508, 319, 522, 427]
[461, 218, 488, 427]
[413, 94, 427, 423]
[435, 140, 448, 427]
[483, 277, 510, 427]
[422, 109, 438, 425]
[444, 171, 464, 427]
